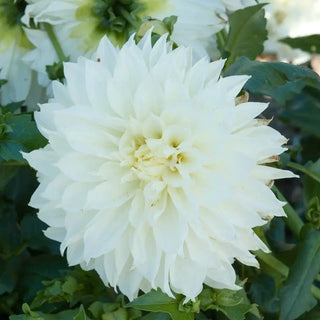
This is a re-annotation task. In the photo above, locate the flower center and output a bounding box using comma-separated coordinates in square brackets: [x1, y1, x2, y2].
[134, 137, 185, 180]
[274, 10, 287, 25]
[91, 0, 141, 33]
[120, 131, 189, 185]
[0, 0, 33, 51]
[0, 0, 26, 28]
[73, 0, 143, 51]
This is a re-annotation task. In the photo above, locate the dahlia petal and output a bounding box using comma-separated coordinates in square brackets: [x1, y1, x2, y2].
[44, 227, 66, 242]
[102, 253, 118, 287]
[117, 261, 143, 301]
[85, 60, 111, 112]
[38, 206, 65, 228]
[62, 182, 95, 212]
[107, 81, 134, 119]
[114, 228, 132, 275]
[186, 229, 218, 267]
[252, 165, 299, 183]
[86, 181, 135, 210]
[205, 262, 240, 290]
[133, 75, 164, 120]
[129, 190, 146, 227]
[170, 257, 207, 301]
[22, 147, 58, 176]
[83, 207, 129, 260]
[52, 81, 73, 106]
[64, 60, 90, 106]
[149, 34, 169, 67]
[200, 208, 236, 242]
[153, 199, 188, 253]
[91, 256, 109, 286]
[233, 102, 269, 131]
[93, 36, 119, 73]
[132, 223, 161, 283]
[67, 240, 85, 266]
[57, 152, 105, 182]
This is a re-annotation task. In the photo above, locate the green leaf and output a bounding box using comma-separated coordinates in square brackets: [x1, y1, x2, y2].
[249, 274, 279, 314]
[21, 214, 59, 253]
[0, 203, 21, 255]
[224, 4, 267, 68]
[0, 164, 18, 191]
[9, 304, 82, 320]
[0, 141, 26, 162]
[280, 35, 320, 54]
[0, 254, 28, 295]
[0, 78, 7, 88]
[225, 57, 320, 105]
[295, 159, 320, 204]
[297, 306, 320, 320]
[46, 61, 65, 82]
[19, 255, 68, 302]
[223, 304, 257, 320]
[280, 93, 320, 138]
[127, 290, 194, 320]
[2, 101, 24, 114]
[140, 313, 171, 320]
[88, 301, 141, 320]
[306, 197, 320, 229]
[300, 135, 320, 163]
[6, 114, 47, 151]
[199, 286, 260, 320]
[279, 230, 320, 320]
[73, 305, 90, 320]
[0, 113, 47, 163]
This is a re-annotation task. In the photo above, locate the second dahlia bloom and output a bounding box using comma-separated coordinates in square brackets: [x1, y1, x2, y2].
[220, 0, 257, 12]
[21, 0, 229, 88]
[264, 0, 320, 64]
[24, 32, 296, 301]
[0, 0, 34, 104]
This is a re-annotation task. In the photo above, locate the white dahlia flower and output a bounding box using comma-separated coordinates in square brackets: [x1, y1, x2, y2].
[0, 0, 34, 104]
[264, 0, 320, 64]
[21, 0, 229, 88]
[24, 32, 296, 301]
[219, 0, 257, 12]
[139, 0, 227, 59]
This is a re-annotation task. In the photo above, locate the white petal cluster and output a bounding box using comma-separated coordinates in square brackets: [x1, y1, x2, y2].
[140, 0, 227, 59]
[264, 0, 320, 64]
[0, 1, 33, 104]
[21, 0, 240, 87]
[220, 0, 257, 12]
[24, 33, 296, 301]
[22, 0, 84, 88]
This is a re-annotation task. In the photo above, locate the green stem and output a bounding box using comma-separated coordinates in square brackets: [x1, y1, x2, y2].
[287, 161, 320, 184]
[272, 186, 304, 237]
[216, 28, 227, 54]
[43, 23, 67, 62]
[255, 250, 288, 277]
[256, 250, 320, 300]
[2, 161, 28, 166]
[312, 286, 320, 299]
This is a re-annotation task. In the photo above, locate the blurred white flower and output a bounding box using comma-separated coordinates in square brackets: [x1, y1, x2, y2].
[264, 0, 320, 64]
[139, 0, 227, 59]
[24, 32, 296, 301]
[21, 0, 231, 88]
[0, 0, 34, 104]
[220, 0, 257, 12]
